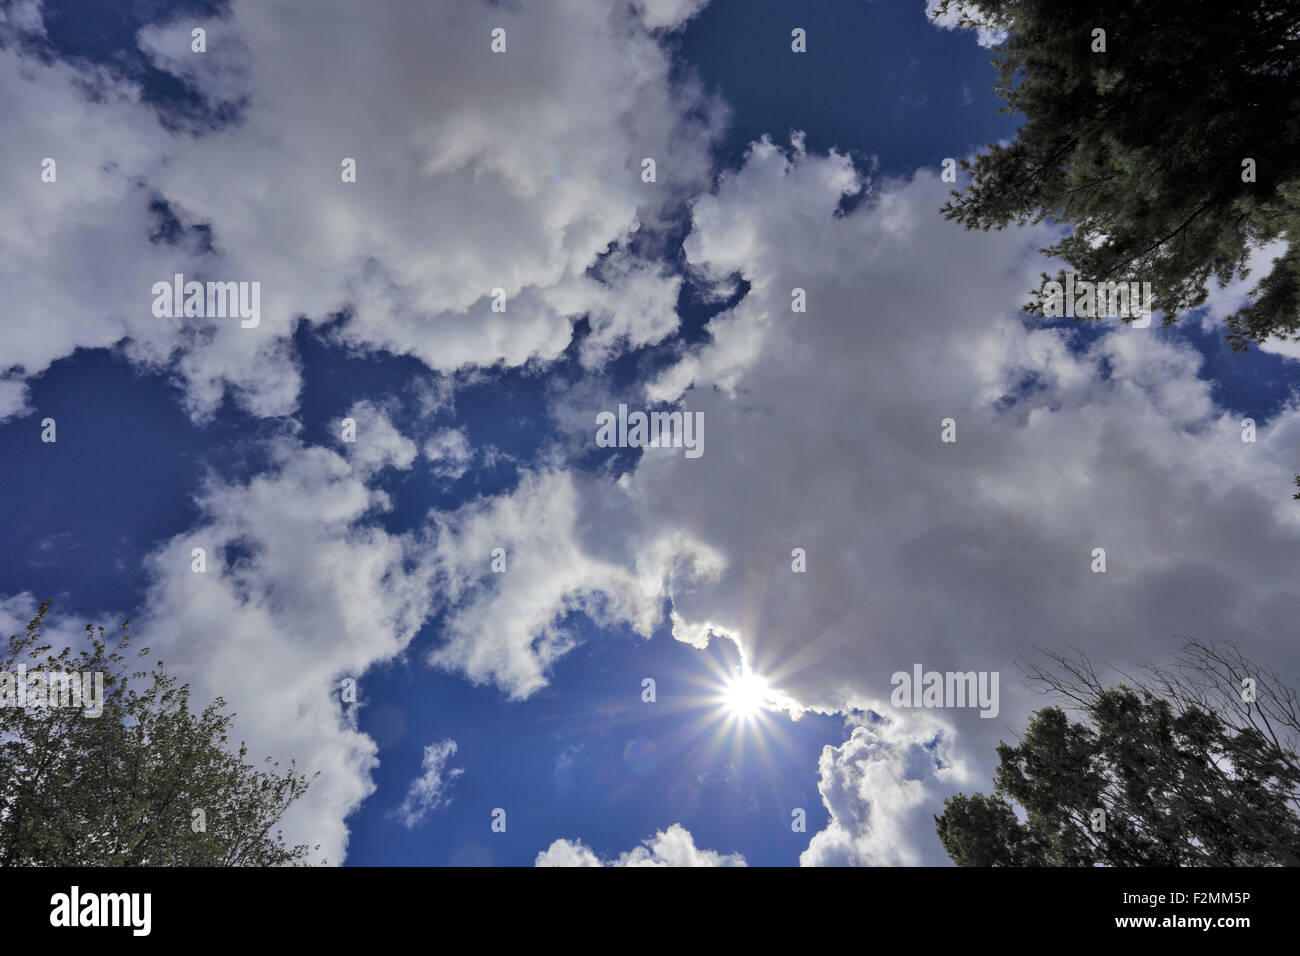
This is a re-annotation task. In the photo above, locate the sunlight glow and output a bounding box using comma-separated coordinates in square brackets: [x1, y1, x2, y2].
[721, 670, 770, 719]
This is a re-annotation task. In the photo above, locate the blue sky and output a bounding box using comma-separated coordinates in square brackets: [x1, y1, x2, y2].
[3, 0, 1299, 867]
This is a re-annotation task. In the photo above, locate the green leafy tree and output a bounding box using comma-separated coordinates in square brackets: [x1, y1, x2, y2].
[0, 601, 322, 866]
[934, 0, 1300, 350]
[936, 640, 1300, 866]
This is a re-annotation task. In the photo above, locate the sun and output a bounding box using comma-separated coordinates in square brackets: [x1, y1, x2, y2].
[721, 669, 770, 719]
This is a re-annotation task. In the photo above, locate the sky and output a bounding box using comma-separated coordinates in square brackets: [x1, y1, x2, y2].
[2, 0, 1299, 867]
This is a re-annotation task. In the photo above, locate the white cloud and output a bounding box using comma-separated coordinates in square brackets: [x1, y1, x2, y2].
[545, 249, 685, 370]
[136, 436, 438, 864]
[801, 715, 973, 866]
[0, 592, 105, 656]
[1191, 239, 1300, 361]
[394, 739, 463, 828]
[423, 428, 473, 481]
[0, 26, 187, 422]
[535, 837, 603, 867]
[0, 378, 28, 423]
[536, 823, 746, 866]
[136, 17, 253, 110]
[0, 0, 43, 37]
[424, 468, 726, 699]
[634, 0, 711, 32]
[925, 0, 1008, 48]
[137, 0, 725, 416]
[337, 400, 419, 475]
[0, 0, 727, 422]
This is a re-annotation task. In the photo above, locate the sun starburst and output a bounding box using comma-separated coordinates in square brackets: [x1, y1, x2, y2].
[720, 669, 770, 720]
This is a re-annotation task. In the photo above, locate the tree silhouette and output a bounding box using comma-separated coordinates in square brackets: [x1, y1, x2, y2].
[0, 602, 322, 866]
[934, 0, 1300, 350]
[936, 640, 1300, 865]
